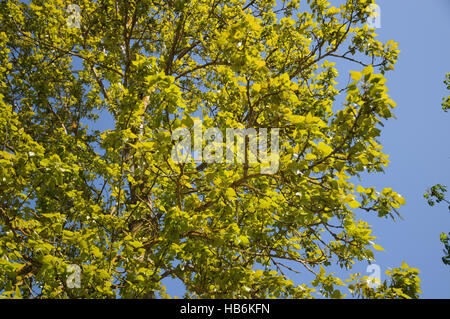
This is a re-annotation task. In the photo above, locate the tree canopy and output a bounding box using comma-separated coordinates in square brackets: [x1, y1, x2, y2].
[0, 0, 421, 298]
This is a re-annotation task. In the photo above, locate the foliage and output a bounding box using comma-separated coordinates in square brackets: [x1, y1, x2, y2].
[424, 184, 449, 209]
[442, 73, 450, 112]
[348, 262, 421, 299]
[0, 0, 419, 298]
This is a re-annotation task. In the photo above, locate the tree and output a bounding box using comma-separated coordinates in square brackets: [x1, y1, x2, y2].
[0, 0, 420, 298]
[424, 73, 450, 266]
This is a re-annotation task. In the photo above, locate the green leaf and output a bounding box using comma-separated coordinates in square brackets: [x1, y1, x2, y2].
[226, 188, 237, 199]
[350, 71, 362, 82]
[348, 200, 361, 209]
[317, 142, 333, 156]
[372, 243, 385, 251]
[362, 64, 374, 76]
